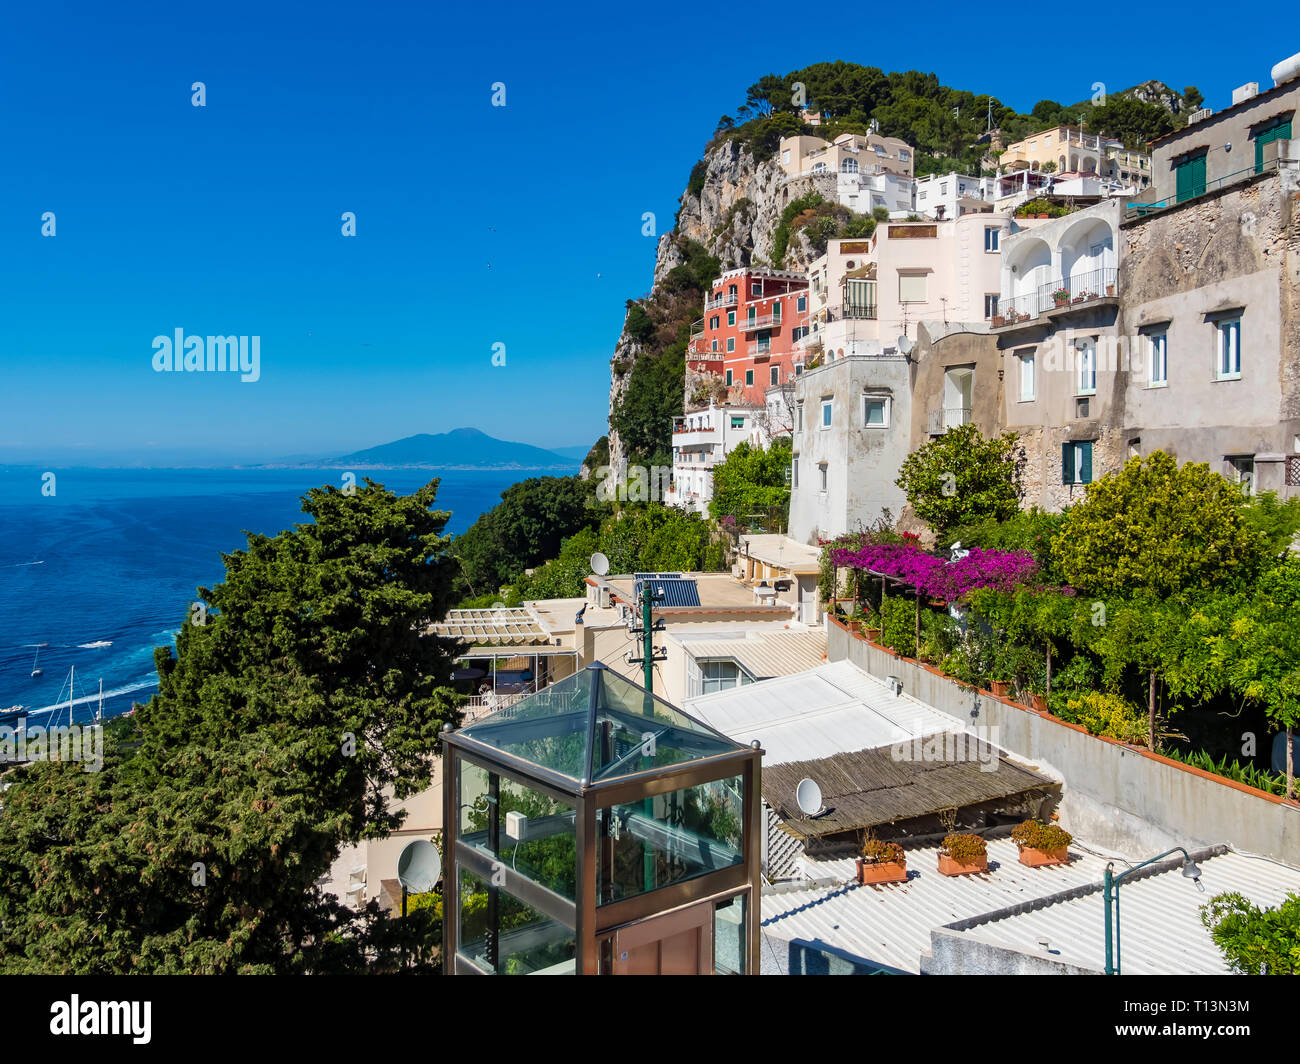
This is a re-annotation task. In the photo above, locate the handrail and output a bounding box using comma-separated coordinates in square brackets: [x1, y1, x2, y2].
[1124, 158, 1282, 221]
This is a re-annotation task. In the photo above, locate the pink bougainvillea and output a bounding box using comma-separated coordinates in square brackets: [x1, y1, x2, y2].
[830, 543, 1040, 601]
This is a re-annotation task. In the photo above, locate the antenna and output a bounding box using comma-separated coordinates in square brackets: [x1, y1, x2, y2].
[590, 552, 610, 577]
[795, 777, 825, 817]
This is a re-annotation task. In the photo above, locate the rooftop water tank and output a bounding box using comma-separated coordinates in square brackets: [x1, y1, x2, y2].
[1272, 52, 1300, 87]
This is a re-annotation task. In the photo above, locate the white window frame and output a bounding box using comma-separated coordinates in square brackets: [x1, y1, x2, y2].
[1216, 318, 1241, 380]
[796, 402, 803, 431]
[818, 463, 828, 492]
[820, 399, 833, 428]
[898, 272, 927, 304]
[863, 394, 890, 428]
[1076, 339, 1097, 396]
[984, 227, 1000, 252]
[1018, 352, 1036, 401]
[792, 456, 799, 487]
[1148, 332, 1168, 387]
[728, 310, 736, 326]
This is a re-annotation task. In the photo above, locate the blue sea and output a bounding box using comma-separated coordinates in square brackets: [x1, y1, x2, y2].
[0, 467, 544, 724]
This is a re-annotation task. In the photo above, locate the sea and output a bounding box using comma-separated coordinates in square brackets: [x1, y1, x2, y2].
[0, 466, 546, 725]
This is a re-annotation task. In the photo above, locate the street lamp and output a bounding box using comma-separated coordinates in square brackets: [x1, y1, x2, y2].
[1103, 847, 1204, 975]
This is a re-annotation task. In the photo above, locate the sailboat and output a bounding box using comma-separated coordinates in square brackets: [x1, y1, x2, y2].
[29, 642, 47, 678]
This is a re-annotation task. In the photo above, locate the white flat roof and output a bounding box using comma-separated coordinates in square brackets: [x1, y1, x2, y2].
[675, 628, 827, 679]
[685, 659, 963, 765]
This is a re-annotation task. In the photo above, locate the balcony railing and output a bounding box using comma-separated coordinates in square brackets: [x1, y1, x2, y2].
[746, 341, 773, 358]
[928, 407, 972, 435]
[706, 293, 739, 309]
[996, 267, 1118, 325]
[1123, 157, 1282, 221]
[824, 303, 878, 322]
[740, 312, 783, 331]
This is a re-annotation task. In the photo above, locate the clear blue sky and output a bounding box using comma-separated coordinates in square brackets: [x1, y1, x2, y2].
[0, 0, 1285, 463]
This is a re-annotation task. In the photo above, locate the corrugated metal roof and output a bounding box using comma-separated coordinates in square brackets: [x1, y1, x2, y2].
[953, 848, 1300, 974]
[760, 836, 1111, 974]
[683, 629, 827, 680]
[685, 660, 964, 765]
[763, 748, 1056, 840]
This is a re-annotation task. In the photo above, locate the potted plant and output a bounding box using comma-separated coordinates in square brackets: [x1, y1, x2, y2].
[1052, 288, 1071, 307]
[938, 833, 988, 876]
[991, 313, 1006, 328]
[1029, 681, 1049, 712]
[1105, 283, 1115, 297]
[1011, 819, 1073, 867]
[857, 837, 908, 885]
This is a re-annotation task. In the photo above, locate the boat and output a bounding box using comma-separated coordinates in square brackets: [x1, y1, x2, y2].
[29, 642, 47, 678]
[0, 705, 27, 726]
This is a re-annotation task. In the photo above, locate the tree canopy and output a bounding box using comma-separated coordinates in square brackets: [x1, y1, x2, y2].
[0, 478, 456, 973]
[708, 437, 792, 529]
[895, 423, 1024, 535]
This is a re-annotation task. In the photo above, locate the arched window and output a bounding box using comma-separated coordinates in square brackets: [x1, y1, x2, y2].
[842, 158, 859, 174]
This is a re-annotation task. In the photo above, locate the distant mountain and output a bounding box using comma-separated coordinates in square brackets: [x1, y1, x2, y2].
[548, 444, 598, 461]
[327, 428, 580, 470]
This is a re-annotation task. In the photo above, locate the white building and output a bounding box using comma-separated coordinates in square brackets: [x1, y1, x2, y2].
[665, 400, 767, 515]
[914, 171, 999, 220]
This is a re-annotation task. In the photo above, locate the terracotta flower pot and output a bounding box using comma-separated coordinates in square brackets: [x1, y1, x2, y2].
[1018, 845, 1069, 867]
[991, 314, 1006, 328]
[863, 627, 882, 642]
[1105, 284, 1115, 297]
[990, 681, 1010, 698]
[938, 853, 989, 876]
[857, 857, 908, 885]
[1031, 693, 1048, 712]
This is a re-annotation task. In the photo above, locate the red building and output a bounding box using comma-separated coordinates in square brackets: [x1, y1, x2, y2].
[687, 268, 810, 405]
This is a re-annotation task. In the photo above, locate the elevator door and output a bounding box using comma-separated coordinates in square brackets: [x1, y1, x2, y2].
[611, 901, 714, 975]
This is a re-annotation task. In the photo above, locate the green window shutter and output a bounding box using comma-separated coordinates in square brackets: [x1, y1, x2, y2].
[1256, 118, 1293, 172]
[1175, 153, 1206, 203]
[1062, 442, 1074, 484]
[1080, 442, 1093, 484]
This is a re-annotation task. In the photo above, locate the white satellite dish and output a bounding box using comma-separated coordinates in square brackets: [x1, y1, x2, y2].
[590, 552, 610, 576]
[397, 839, 442, 894]
[795, 777, 824, 817]
[897, 335, 914, 355]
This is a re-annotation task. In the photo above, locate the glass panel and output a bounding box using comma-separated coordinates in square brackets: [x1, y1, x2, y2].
[597, 775, 744, 905]
[589, 668, 742, 781]
[714, 894, 747, 974]
[458, 760, 577, 900]
[459, 668, 593, 780]
[458, 868, 576, 975]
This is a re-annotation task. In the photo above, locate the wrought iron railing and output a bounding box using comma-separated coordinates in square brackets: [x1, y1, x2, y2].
[996, 267, 1118, 324]
[927, 407, 972, 435]
[1124, 157, 1282, 221]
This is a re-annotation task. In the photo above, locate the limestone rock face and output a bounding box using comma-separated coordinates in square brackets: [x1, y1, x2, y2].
[607, 138, 826, 467]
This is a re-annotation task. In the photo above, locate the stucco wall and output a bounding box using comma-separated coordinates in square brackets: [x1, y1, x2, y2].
[827, 619, 1300, 864]
[922, 928, 1100, 975]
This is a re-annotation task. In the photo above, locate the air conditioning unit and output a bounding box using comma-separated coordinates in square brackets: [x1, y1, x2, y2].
[886, 675, 904, 697]
[1188, 108, 1213, 125]
[598, 586, 612, 609]
[1232, 82, 1259, 105]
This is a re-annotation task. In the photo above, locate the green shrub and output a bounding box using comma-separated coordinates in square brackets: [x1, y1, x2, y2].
[1011, 819, 1072, 851]
[880, 595, 917, 657]
[1054, 691, 1146, 744]
[1201, 892, 1300, 974]
[771, 192, 823, 267]
[942, 833, 987, 861]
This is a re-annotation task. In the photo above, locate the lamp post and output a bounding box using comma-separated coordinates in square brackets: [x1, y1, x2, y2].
[1103, 847, 1203, 975]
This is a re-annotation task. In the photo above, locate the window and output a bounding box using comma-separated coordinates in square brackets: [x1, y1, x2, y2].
[898, 272, 927, 303]
[725, 370, 733, 386]
[939, 181, 948, 195]
[710, 316, 719, 330]
[1216, 318, 1241, 379]
[730, 416, 744, 429]
[863, 395, 889, 427]
[818, 463, 828, 492]
[1062, 441, 1093, 485]
[1227, 455, 1255, 494]
[821, 399, 832, 428]
[984, 226, 1000, 252]
[728, 310, 735, 326]
[797, 295, 807, 312]
[745, 370, 754, 386]
[984, 294, 999, 319]
[726, 337, 735, 353]
[751, 283, 761, 296]
[1148, 332, 1168, 386]
[711, 340, 718, 352]
[1174, 150, 1207, 203]
[747, 307, 756, 325]
[1253, 114, 1293, 173]
[791, 456, 799, 488]
[899, 149, 910, 162]
[843, 157, 859, 174]
[1076, 339, 1096, 395]
[794, 363, 804, 377]
[1019, 352, 1035, 401]
[781, 149, 790, 164]
[772, 303, 782, 322]
[770, 366, 779, 386]
[796, 402, 803, 430]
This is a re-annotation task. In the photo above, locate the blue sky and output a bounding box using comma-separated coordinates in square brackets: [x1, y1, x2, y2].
[0, 0, 1286, 463]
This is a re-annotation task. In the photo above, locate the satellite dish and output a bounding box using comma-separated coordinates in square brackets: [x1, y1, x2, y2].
[590, 552, 610, 576]
[397, 840, 441, 894]
[897, 335, 914, 355]
[795, 777, 824, 817]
